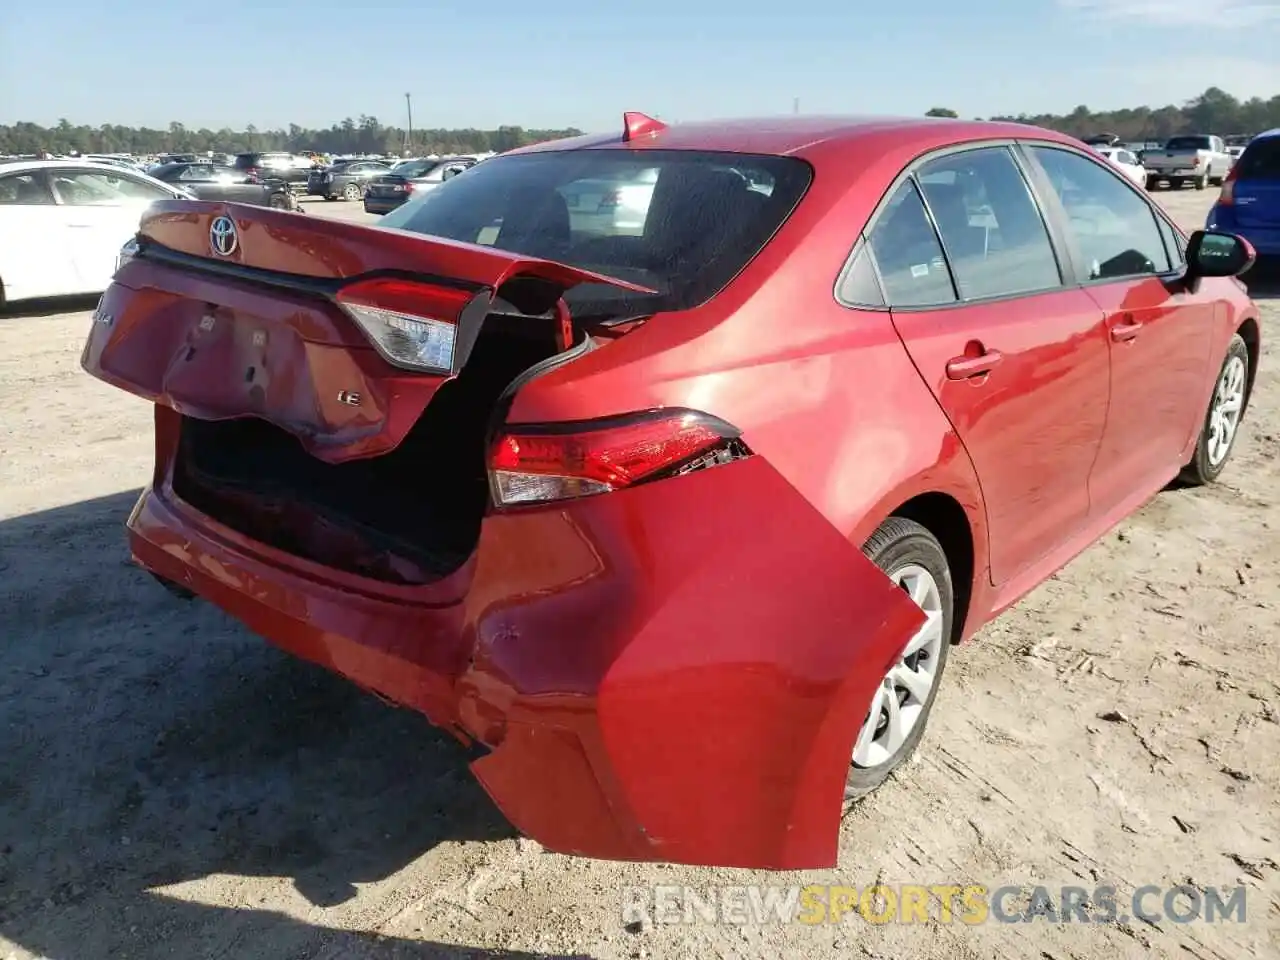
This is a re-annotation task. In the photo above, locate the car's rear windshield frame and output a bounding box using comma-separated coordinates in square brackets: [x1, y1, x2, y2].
[375, 148, 814, 317]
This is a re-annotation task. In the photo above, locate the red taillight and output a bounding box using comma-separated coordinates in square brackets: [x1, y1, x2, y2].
[488, 411, 749, 507]
[334, 278, 478, 374]
[1219, 163, 1240, 205]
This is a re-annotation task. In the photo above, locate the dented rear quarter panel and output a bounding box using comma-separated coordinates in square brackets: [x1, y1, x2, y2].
[460, 457, 926, 867]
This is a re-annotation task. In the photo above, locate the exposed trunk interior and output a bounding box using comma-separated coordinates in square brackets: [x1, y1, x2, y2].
[173, 313, 565, 585]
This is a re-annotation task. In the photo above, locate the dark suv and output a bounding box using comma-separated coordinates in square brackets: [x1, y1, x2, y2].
[232, 152, 313, 191]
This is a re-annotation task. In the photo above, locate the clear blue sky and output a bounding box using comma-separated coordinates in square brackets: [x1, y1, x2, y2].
[2, 0, 1277, 131]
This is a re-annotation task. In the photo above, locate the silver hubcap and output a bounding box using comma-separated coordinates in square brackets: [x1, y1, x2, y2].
[852, 564, 945, 769]
[1207, 355, 1246, 467]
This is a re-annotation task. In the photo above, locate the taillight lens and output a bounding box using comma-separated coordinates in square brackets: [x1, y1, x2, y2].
[488, 410, 750, 507]
[1219, 164, 1239, 206]
[334, 277, 475, 375]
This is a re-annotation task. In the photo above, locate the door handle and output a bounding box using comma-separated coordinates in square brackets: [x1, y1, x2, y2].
[945, 349, 1003, 380]
[1111, 320, 1143, 342]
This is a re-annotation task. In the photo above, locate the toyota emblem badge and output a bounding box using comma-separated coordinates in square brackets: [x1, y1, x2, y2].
[209, 215, 238, 257]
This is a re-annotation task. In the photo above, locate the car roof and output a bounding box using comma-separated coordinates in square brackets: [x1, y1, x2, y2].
[0, 158, 153, 173]
[1249, 128, 1280, 142]
[504, 115, 1082, 163]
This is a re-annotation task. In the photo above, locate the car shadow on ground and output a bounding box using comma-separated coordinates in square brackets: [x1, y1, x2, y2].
[0, 293, 102, 319]
[1243, 262, 1280, 300]
[0, 491, 551, 959]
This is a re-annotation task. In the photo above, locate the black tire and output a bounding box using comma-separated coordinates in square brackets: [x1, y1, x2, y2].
[1194, 175, 1207, 190]
[1179, 334, 1250, 486]
[268, 194, 289, 209]
[342, 182, 362, 201]
[845, 517, 954, 802]
[1146, 176, 1160, 191]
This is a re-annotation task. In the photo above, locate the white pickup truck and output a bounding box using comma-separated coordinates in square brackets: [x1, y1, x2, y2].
[1143, 135, 1231, 190]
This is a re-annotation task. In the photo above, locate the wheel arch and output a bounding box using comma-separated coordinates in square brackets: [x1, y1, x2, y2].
[1237, 314, 1260, 412]
[885, 491, 976, 645]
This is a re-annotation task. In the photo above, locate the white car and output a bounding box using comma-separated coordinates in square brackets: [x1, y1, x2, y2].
[0, 160, 189, 306]
[1092, 147, 1147, 187]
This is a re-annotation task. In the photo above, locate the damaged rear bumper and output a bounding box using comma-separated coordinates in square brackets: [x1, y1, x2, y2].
[128, 428, 923, 869]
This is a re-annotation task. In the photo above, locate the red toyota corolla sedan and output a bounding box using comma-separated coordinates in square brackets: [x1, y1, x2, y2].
[82, 113, 1261, 871]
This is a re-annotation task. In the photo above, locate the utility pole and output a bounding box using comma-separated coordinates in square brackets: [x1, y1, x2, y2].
[793, 97, 800, 115]
[404, 92, 414, 156]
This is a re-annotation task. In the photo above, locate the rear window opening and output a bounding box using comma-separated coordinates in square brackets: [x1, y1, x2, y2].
[376, 149, 812, 314]
[173, 311, 565, 585]
[1164, 136, 1213, 152]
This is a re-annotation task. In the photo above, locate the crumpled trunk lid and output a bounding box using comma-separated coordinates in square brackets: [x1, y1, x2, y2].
[81, 199, 652, 464]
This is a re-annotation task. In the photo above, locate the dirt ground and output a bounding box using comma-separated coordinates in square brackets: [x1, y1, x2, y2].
[1, 190, 1277, 960]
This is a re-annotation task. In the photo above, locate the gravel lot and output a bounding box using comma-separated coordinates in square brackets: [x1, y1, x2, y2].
[1, 189, 1277, 960]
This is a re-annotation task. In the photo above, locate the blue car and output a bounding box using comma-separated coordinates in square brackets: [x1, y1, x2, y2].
[1206, 129, 1280, 262]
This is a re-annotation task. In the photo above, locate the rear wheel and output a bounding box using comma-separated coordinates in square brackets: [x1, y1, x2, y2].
[845, 518, 954, 802]
[1194, 174, 1207, 190]
[1180, 334, 1249, 485]
[1146, 176, 1160, 191]
[268, 193, 289, 209]
[343, 182, 362, 201]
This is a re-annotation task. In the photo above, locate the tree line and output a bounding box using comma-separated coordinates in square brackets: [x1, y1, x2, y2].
[5, 87, 1277, 158]
[928, 87, 1279, 141]
[0, 117, 583, 157]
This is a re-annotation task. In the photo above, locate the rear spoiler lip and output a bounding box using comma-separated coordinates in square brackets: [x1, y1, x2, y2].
[132, 238, 485, 299]
[137, 199, 659, 298]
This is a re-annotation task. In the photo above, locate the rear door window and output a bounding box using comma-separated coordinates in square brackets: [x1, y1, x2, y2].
[865, 179, 956, 307]
[1028, 146, 1171, 280]
[49, 169, 171, 204]
[915, 147, 1062, 300]
[1234, 139, 1280, 180]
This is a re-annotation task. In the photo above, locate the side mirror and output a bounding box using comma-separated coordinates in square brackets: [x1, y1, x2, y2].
[1183, 230, 1256, 292]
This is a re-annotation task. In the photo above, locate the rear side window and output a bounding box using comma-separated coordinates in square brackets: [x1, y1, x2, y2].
[865, 179, 956, 307]
[1029, 146, 1171, 280]
[916, 147, 1061, 300]
[376, 150, 812, 314]
[1234, 139, 1280, 180]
